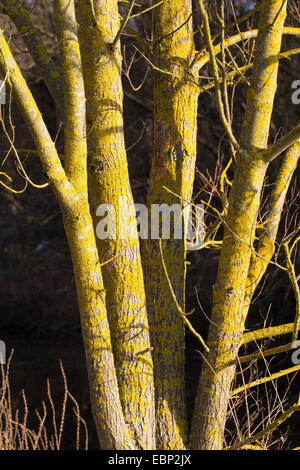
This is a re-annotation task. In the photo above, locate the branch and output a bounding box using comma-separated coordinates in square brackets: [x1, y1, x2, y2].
[0, 113, 49, 189]
[0, 30, 71, 208]
[262, 124, 300, 163]
[54, 0, 87, 197]
[111, 0, 135, 48]
[0, 170, 27, 193]
[1, 0, 63, 108]
[129, 0, 163, 20]
[159, 239, 209, 353]
[194, 27, 300, 71]
[199, 48, 300, 95]
[222, 342, 293, 370]
[197, 0, 240, 153]
[230, 400, 300, 450]
[231, 363, 300, 397]
[242, 323, 294, 345]
[0, 148, 64, 160]
[243, 140, 300, 312]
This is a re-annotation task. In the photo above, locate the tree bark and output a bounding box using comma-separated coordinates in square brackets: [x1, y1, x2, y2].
[78, 0, 155, 449]
[0, 24, 136, 448]
[141, 0, 199, 449]
[191, 0, 287, 450]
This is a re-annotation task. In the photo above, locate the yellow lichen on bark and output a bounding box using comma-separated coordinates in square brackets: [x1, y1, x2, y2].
[191, 0, 288, 450]
[141, 0, 199, 449]
[54, 0, 87, 197]
[0, 26, 137, 448]
[1, 0, 63, 107]
[63, 201, 137, 450]
[2, 0, 300, 451]
[78, 0, 155, 449]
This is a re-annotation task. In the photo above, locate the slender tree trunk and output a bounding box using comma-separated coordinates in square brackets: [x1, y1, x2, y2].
[78, 0, 155, 449]
[191, 0, 287, 450]
[243, 140, 300, 318]
[63, 202, 137, 450]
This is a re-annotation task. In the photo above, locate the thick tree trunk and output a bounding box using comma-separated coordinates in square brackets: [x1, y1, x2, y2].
[191, 154, 268, 449]
[78, 0, 155, 449]
[141, 0, 199, 449]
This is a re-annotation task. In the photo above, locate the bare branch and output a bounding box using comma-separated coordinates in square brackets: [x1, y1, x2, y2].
[262, 124, 300, 163]
[242, 323, 294, 345]
[229, 400, 300, 450]
[231, 364, 300, 397]
[1, 0, 63, 108]
[111, 0, 135, 48]
[0, 30, 71, 208]
[197, 0, 240, 153]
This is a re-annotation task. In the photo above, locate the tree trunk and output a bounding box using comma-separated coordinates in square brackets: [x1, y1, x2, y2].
[191, 0, 287, 450]
[141, 0, 199, 449]
[78, 0, 155, 449]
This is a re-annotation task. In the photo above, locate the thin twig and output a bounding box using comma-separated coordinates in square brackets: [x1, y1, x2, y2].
[158, 239, 209, 352]
[231, 364, 300, 397]
[112, 0, 135, 48]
